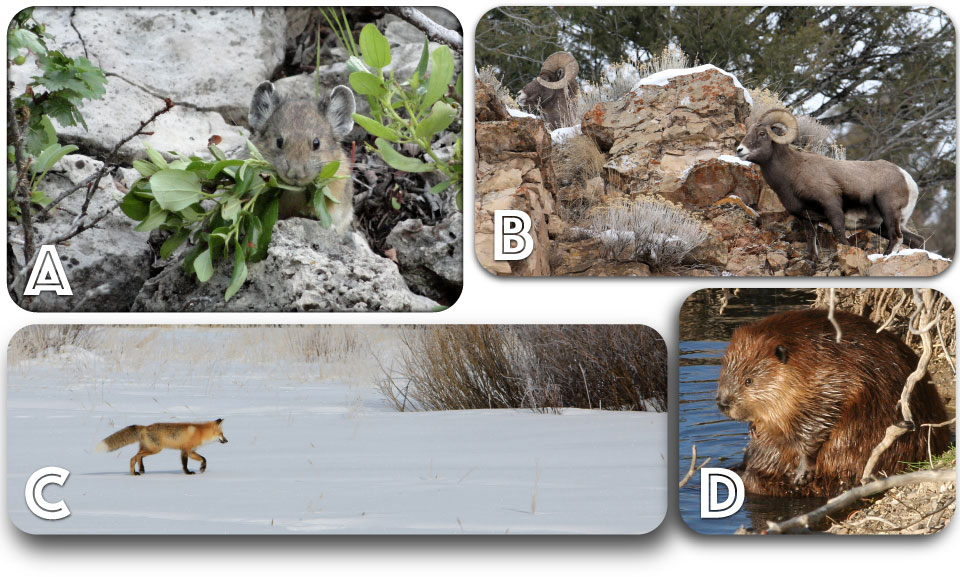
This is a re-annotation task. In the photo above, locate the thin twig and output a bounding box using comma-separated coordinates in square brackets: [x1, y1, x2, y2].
[827, 288, 842, 342]
[678, 445, 712, 488]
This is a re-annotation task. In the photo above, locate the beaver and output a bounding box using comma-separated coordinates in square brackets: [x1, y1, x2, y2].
[716, 308, 950, 497]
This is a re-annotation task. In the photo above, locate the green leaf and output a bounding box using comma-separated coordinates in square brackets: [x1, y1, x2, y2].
[221, 196, 241, 222]
[160, 228, 190, 259]
[251, 198, 279, 262]
[31, 143, 78, 175]
[415, 101, 457, 139]
[311, 188, 332, 228]
[345, 55, 371, 75]
[352, 114, 401, 142]
[144, 144, 169, 169]
[349, 71, 387, 98]
[318, 161, 341, 180]
[134, 202, 169, 232]
[423, 45, 454, 108]
[455, 189, 463, 211]
[132, 159, 159, 178]
[149, 169, 202, 211]
[375, 138, 433, 173]
[193, 247, 214, 282]
[224, 243, 248, 302]
[416, 38, 430, 81]
[359, 24, 391, 69]
[429, 179, 454, 194]
[206, 158, 245, 179]
[391, 197, 401, 210]
[24, 115, 58, 156]
[120, 191, 151, 220]
[455, 71, 463, 99]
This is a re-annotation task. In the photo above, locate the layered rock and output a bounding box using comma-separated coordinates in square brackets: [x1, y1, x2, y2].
[475, 85, 557, 276]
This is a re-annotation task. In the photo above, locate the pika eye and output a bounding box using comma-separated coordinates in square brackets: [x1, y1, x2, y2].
[745, 378, 753, 386]
[276, 137, 284, 149]
[312, 138, 320, 151]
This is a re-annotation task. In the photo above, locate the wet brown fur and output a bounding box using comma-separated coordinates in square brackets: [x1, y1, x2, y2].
[717, 309, 949, 497]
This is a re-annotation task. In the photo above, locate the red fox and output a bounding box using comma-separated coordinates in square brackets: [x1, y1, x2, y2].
[96, 419, 228, 475]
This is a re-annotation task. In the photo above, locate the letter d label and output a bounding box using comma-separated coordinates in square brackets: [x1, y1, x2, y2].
[494, 210, 534, 261]
[700, 468, 745, 518]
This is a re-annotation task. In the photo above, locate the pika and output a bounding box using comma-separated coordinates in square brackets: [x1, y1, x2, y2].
[248, 81, 356, 233]
[717, 309, 949, 497]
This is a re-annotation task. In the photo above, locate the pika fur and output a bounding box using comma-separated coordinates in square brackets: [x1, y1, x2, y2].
[717, 309, 949, 497]
[249, 81, 356, 233]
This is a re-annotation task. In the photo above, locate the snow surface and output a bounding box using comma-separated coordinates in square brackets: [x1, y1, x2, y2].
[6, 327, 667, 535]
[717, 154, 753, 167]
[507, 108, 538, 119]
[551, 124, 582, 144]
[633, 64, 753, 105]
[867, 248, 950, 262]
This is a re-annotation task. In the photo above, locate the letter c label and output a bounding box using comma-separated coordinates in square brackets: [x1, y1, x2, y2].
[25, 466, 71, 520]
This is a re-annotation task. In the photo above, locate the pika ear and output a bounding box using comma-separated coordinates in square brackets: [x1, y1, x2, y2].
[326, 85, 356, 141]
[775, 345, 789, 364]
[249, 81, 280, 133]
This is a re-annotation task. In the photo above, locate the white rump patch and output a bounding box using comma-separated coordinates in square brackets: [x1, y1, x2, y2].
[897, 167, 919, 221]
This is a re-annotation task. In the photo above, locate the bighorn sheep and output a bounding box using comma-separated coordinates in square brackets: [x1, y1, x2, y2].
[516, 51, 579, 129]
[736, 108, 922, 257]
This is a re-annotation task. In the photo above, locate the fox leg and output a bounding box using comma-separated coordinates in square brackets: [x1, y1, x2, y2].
[187, 450, 207, 473]
[180, 450, 196, 474]
[131, 445, 160, 475]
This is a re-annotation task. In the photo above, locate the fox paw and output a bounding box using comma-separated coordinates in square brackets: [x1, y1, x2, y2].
[184, 470, 195, 475]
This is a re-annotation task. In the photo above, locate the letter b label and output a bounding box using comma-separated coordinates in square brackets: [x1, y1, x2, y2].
[700, 468, 745, 518]
[494, 210, 534, 261]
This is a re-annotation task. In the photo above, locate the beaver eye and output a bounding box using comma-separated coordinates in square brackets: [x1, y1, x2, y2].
[312, 138, 320, 151]
[745, 378, 753, 386]
[276, 137, 284, 149]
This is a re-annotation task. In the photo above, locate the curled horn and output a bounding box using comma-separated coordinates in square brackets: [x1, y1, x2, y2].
[535, 51, 579, 90]
[760, 108, 798, 145]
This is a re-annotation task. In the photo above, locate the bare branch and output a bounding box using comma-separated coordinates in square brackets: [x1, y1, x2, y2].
[383, 7, 462, 52]
[766, 469, 956, 534]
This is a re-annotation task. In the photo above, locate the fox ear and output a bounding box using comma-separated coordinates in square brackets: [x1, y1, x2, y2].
[216, 418, 224, 424]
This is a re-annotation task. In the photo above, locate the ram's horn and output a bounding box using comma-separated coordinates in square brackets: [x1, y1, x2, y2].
[535, 51, 579, 90]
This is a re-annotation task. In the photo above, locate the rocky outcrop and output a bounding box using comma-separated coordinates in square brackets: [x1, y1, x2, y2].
[133, 220, 438, 312]
[385, 213, 463, 304]
[475, 86, 557, 276]
[477, 64, 949, 277]
[8, 155, 152, 312]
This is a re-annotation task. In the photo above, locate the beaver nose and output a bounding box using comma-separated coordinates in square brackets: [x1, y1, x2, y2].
[716, 394, 732, 411]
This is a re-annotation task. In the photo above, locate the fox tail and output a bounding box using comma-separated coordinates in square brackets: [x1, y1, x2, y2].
[95, 425, 141, 453]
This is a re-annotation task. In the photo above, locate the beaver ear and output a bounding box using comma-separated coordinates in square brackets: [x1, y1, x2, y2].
[775, 345, 789, 363]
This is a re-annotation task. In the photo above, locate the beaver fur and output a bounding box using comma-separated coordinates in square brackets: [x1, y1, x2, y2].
[717, 309, 950, 497]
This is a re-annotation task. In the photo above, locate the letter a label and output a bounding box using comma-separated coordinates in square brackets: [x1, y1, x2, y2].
[23, 245, 73, 296]
[494, 210, 534, 261]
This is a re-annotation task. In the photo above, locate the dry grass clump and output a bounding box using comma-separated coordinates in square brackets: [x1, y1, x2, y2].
[378, 325, 667, 413]
[282, 326, 367, 362]
[588, 196, 708, 269]
[553, 133, 605, 186]
[8, 325, 102, 365]
[477, 65, 519, 109]
[636, 45, 694, 79]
